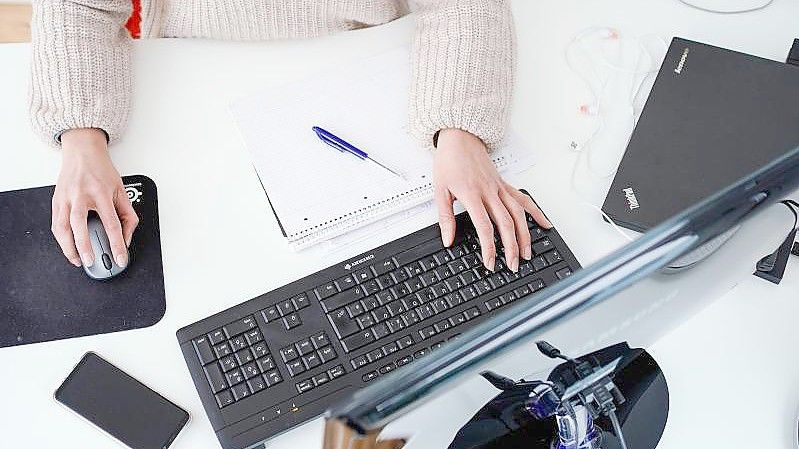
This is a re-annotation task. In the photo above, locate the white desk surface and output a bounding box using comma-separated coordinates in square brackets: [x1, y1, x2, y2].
[2, 0, 798, 447]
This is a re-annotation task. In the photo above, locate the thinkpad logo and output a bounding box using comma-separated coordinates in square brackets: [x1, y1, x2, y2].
[623, 187, 640, 210]
[344, 254, 374, 270]
[674, 47, 689, 74]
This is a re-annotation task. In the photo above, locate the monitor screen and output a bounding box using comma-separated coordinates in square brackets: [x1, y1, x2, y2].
[329, 144, 799, 435]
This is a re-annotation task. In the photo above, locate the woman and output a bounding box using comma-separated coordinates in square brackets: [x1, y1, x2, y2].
[29, 0, 551, 273]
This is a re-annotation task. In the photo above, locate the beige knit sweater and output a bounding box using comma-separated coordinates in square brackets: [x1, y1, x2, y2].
[29, 0, 515, 150]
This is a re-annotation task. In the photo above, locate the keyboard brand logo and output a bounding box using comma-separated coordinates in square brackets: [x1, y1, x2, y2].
[344, 254, 375, 270]
[124, 182, 143, 204]
[623, 187, 640, 210]
[674, 47, 689, 74]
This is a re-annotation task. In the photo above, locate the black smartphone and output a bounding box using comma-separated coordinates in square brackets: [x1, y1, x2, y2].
[55, 352, 190, 449]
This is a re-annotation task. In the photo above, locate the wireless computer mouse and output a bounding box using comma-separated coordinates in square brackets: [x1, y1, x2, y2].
[83, 215, 129, 280]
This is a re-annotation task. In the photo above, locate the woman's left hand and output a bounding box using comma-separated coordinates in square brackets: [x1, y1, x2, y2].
[433, 128, 552, 273]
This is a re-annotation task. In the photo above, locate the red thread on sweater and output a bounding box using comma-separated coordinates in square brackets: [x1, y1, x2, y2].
[125, 0, 142, 39]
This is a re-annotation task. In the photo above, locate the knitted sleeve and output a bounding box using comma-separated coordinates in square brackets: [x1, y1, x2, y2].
[408, 0, 516, 151]
[29, 0, 133, 146]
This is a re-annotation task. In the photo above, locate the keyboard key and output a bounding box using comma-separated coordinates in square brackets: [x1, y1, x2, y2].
[519, 261, 534, 277]
[397, 355, 414, 366]
[357, 314, 376, 329]
[303, 353, 322, 369]
[434, 265, 452, 280]
[487, 273, 506, 288]
[229, 335, 247, 352]
[459, 270, 477, 284]
[396, 334, 415, 349]
[362, 371, 379, 382]
[417, 288, 436, 302]
[329, 308, 359, 338]
[394, 239, 443, 267]
[366, 348, 384, 363]
[448, 314, 467, 327]
[295, 339, 314, 356]
[296, 380, 314, 394]
[420, 271, 439, 286]
[514, 285, 532, 298]
[377, 274, 394, 288]
[214, 343, 232, 358]
[444, 276, 464, 291]
[341, 329, 375, 352]
[321, 287, 365, 313]
[361, 279, 381, 295]
[484, 297, 503, 311]
[499, 292, 517, 304]
[247, 377, 267, 393]
[193, 336, 215, 365]
[280, 346, 299, 362]
[448, 260, 468, 276]
[445, 293, 464, 308]
[385, 300, 405, 316]
[414, 348, 430, 359]
[372, 323, 390, 340]
[224, 316, 258, 338]
[406, 263, 424, 277]
[328, 365, 346, 379]
[532, 256, 548, 271]
[400, 310, 420, 327]
[372, 306, 391, 322]
[350, 356, 368, 370]
[434, 250, 453, 265]
[502, 271, 522, 282]
[234, 348, 254, 365]
[474, 280, 493, 295]
[204, 364, 228, 393]
[261, 306, 280, 323]
[556, 267, 573, 279]
[226, 369, 244, 386]
[220, 355, 238, 372]
[208, 329, 226, 345]
[386, 317, 404, 333]
[434, 319, 451, 333]
[431, 341, 444, 351]
[257, 356, 275, 372]
[430, 298, 449, 314]
[346, 301, 365, 318]
[263, 370, 282, 386]
[459, 285, 478, 301]
[282, 313, 302, 330]
[335, 275, 357, 291]
[529, 278, 546, 291]
[277, 299, 296, 316]
[379, 363, 396, 375]
[251, 342, 269, 358]
[311, 332, 329, 349]
[391, 269, 409, 283]
[231, 383, 249, 401]
[381, 341, 399, 356]
[353, 268, 373, 283]
[532, 238, 553, 255]
[406, 277, 424, 292]
[313, 372, 330, 386]
[418, 326, 437, 340]
[362, 296, 381, 311]
[242, 363, 260, 380]
[286, 359, 306, 376]
[292, 292, 311, 309]
[315, 282, 338, 299]
[318, 346, 337, 363]
[404, 295, 422, 309]
[464, 307, 481, 320]
[242, 329, 261, 345]
[544, 250, 563, 265]
[417, 304, 434, 320]
[373, 258, 396, 275]
[449, 245, 468, 258]
[430, 282, 449, 297]
[215, 390, 234, 408]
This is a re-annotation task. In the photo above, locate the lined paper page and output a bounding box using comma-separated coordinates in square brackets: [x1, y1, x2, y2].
[231, 48, 517, 248]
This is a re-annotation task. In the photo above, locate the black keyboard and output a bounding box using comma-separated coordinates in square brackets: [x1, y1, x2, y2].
[177, 207, 580, 449]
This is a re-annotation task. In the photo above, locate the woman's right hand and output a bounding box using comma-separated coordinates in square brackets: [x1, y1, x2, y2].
[52, 128, 139, 268]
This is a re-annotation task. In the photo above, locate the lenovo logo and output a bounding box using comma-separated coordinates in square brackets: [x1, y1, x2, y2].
[674, 47, 689, 74]
[623, 187, 640, 210]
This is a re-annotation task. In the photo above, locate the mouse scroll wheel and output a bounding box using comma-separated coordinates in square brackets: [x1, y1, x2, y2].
[102, 253, 113, 270]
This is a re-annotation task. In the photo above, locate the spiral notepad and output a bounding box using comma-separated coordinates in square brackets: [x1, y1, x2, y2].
[231, 48, 521, 249]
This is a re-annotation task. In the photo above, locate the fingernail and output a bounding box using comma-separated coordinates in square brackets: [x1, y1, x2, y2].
[70, 258, 82, 267]
[523, 246, 532, 260]
[116, 253, 128, 268]
[81, 254, 94, 267]
[486, 256, 496, 272]
[544, 218, 553, 229]
[508, 257, 519, 273]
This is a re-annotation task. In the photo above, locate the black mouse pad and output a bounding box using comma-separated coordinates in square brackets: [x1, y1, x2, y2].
[0, 175, 165, 348]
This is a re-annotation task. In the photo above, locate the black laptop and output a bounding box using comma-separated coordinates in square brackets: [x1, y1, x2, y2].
[602, 37, 799, 232]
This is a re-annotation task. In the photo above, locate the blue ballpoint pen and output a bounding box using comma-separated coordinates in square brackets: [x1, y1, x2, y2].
[312, 126, 405, 180]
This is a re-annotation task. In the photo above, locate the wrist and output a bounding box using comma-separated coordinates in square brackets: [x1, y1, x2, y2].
[61, 129, 108, 157]
[436, 128, 486, 153]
